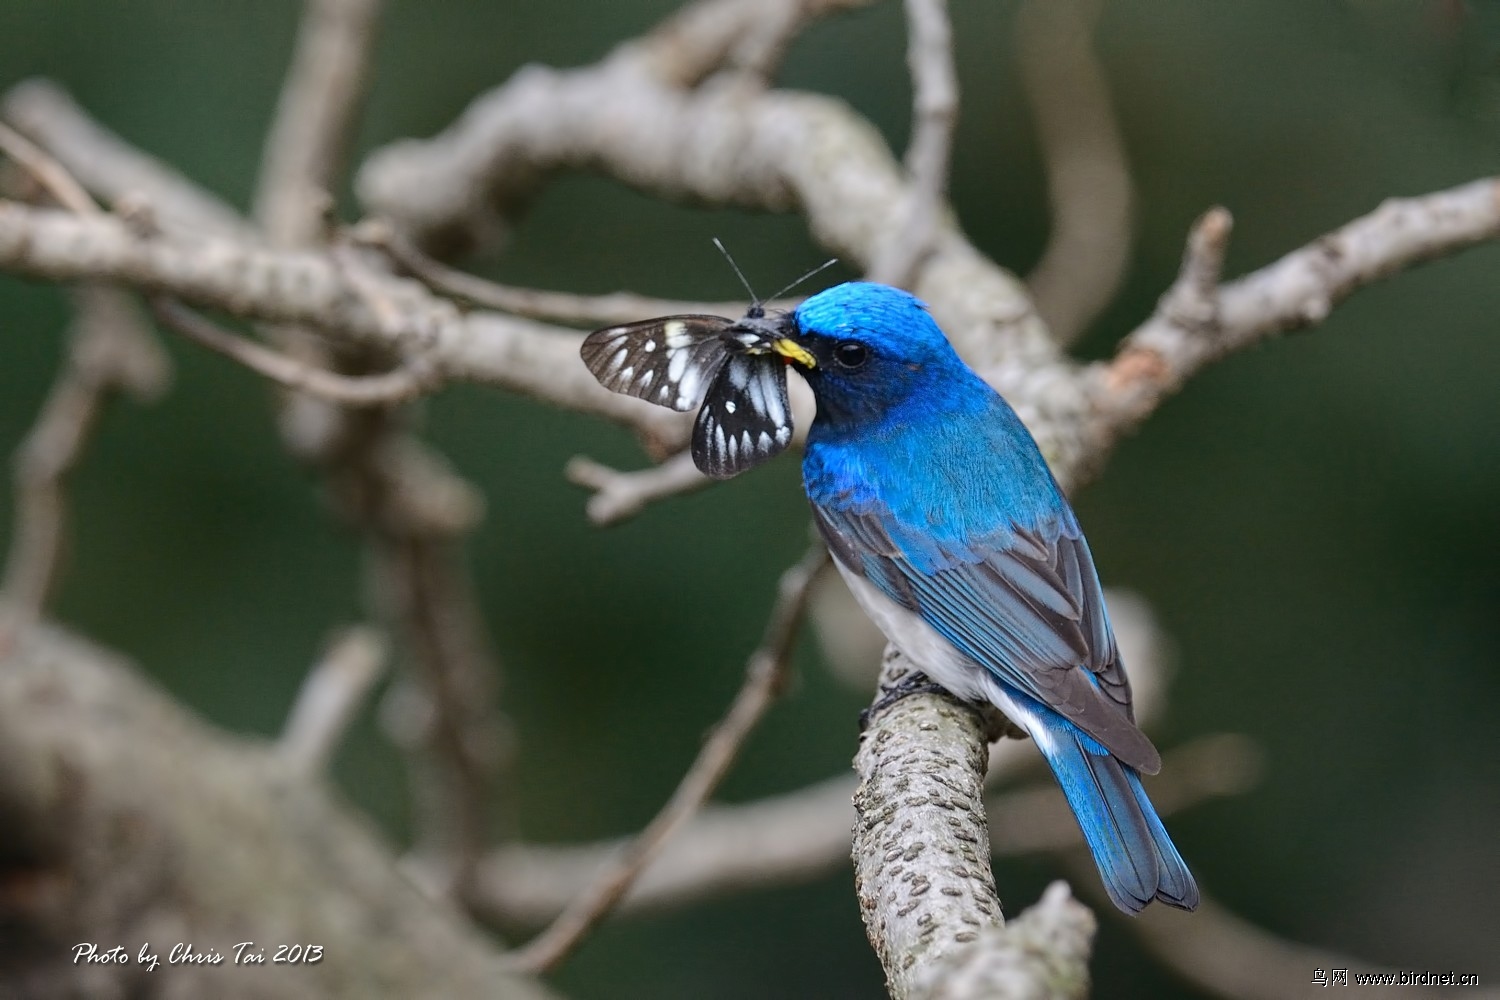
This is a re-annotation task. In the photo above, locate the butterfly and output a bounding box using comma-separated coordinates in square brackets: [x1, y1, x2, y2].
[580, 248, 837, 480]
[581, 307, 795, 479]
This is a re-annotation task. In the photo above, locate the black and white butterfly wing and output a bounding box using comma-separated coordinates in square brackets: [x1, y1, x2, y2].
[580, 315, 734, 412]
[691, 353, 794, 479]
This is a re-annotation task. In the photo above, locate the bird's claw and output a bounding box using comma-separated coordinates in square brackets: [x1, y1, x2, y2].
[858, 670, 950, 731]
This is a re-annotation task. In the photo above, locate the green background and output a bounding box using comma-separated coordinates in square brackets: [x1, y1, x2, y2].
[1, 1, 1497, 996]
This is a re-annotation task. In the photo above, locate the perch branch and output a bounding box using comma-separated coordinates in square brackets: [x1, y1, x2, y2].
[852, 646, 1093, 998]
[506, 543, 829, 974]
[1017, 0, 1135, 345]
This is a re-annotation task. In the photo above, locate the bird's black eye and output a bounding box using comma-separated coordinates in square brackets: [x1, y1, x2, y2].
[833, 341, 869, 369]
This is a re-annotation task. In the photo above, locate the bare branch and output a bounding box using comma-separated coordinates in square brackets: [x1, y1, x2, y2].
[852, 646, 1093, 998]
[564, 451, 709, 526]
[280, 626, 390, 774]
[507, 544, 830, 974]
[254, 0, 382, 246]
[1017, 0, 1135, 346]
[150, 297, 438, 405]
[0, 202, 690, 444]
[1092, 179, 1500, 448]
[354, 23, 1050, 376]
[907, 882, 1095, 1000]
[476, 732, 1256, 926]
[870, 0, 959, 288]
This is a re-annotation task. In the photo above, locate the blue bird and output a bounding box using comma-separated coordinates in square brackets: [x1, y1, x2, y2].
[751, 281, 1198, 915]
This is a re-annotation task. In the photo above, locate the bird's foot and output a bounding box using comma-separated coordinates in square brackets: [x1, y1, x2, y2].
[858, 670, 950, 731]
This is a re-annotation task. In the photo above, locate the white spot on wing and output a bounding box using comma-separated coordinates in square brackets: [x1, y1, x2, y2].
[666, 347, 689, 384]
[643, 340, 656, 352]
[724, 399, 736, 414]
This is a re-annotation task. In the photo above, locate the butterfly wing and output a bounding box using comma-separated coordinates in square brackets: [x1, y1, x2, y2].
[580, 315, 734, 412]
[691, 353, 794, 479]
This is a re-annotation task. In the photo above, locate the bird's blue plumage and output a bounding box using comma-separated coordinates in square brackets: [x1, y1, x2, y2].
[788, 282, 1198, 914]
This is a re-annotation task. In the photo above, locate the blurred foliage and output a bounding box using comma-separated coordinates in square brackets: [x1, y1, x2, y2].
[1, 1, 1497, 997]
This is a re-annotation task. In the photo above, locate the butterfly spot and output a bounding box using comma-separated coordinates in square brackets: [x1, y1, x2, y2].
[725, 400, 736, 414]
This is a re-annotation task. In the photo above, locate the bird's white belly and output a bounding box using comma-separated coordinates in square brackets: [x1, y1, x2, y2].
[833, 556, 1044, 739]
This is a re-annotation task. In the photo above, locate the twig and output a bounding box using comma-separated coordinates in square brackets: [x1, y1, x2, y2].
[868, 0, 959, 289]
[507, 543, 830, 974]
[280, 625, 389, 774]
[1017, 0, 1135, 346]
[150, 298, 438, 405]
[0, 121, 98, 216]
[356, 220, 794, 326]
[475, 732, 1256, 925]
[564, 451, 709, 526]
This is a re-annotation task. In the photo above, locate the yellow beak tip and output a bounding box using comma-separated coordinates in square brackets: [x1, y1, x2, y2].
[772, 339, 817, 369]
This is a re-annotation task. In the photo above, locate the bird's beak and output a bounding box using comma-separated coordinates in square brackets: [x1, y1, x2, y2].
[768, 338, 817, 369]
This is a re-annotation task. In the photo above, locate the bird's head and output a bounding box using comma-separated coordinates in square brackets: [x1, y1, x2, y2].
[738, 281, 972, 429]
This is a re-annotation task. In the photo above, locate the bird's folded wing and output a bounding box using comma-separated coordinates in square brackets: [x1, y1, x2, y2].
[814, 504, 1161, 773]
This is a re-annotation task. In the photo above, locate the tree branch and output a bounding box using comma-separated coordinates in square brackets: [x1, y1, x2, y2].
[150, 297, 438, 405]
[869, 0, 959, 289]
[506, 543, 829, 974]
[1091, 179, 1500, 453]
[852, 646, 1094, 999]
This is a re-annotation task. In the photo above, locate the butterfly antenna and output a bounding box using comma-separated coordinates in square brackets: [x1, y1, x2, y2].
[765, 257, 840, 303]
[712, 238, 762, 314]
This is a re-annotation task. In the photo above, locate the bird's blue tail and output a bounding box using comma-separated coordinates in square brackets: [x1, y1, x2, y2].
[1037, 721, 1199, 914]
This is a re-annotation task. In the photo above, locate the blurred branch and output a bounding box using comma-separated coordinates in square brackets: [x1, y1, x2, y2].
[253, 0, 382, 246]
[0, 623, 557, 999]
[868, 0, 958, 288]
[0, 290, 168, 648]
[507, 543, 829, 974]
[1091, 178, 1500, 454]
[476, 732, 1255, 926]
[354, 6, 1051, 378]
[565, 451, 709, 526]
[2, 79, 253, 239]
[279, 625, 390, 774]
[0, 201, 691, 443]
[0, 128, 169, 647]
[852, 646, 1093, 999]
[1017, 0, 1135, 346]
